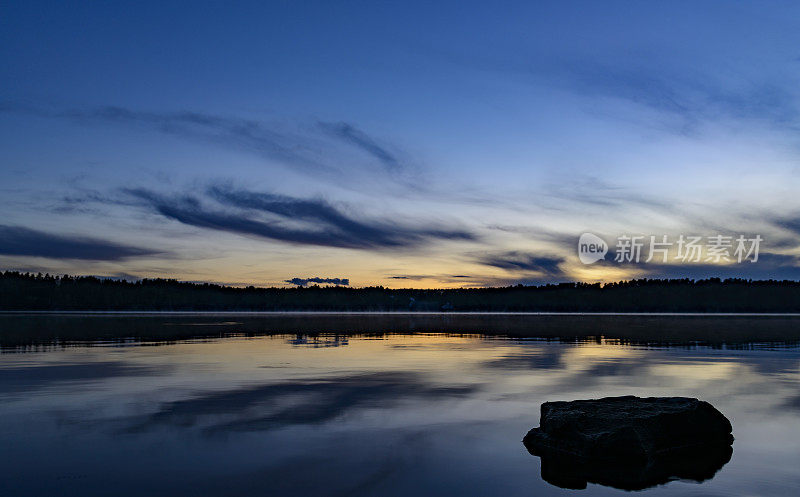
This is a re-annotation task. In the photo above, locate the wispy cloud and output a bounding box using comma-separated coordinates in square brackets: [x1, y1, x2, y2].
[0, 104, 415, 179]
[284, 277, 349, 286]
[318, 121, 400, 172]
[385, 274, 474, 283]
[528, 54, 800, 133]
[541, 176, 672, 211]
[1, 102, 513, 207]
[449, 48, 800, 135]
[61, 105, 334, 174]
[120, 186, 476, 250]
[0, 225, 159, 261]
[772, 214, 800, 237]
[478, 251, 565, 277]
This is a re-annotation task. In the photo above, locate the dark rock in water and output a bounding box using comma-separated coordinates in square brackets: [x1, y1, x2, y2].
[523, 396, 734, 490]
[524, 396, 733, 459]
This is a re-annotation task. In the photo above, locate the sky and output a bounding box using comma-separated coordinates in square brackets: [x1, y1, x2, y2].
[2, 1, 800, 288]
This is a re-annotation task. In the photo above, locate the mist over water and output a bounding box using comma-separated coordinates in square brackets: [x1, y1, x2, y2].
[1, 316, 799, 496]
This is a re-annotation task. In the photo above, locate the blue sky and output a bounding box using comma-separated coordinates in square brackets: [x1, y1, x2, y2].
[2, 1, 800, 287]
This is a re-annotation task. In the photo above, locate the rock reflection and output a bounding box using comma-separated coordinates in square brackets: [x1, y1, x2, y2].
[527, 442, 733, 491]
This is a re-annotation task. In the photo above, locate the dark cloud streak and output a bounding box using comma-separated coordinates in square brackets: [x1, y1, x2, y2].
[64, 106, 333, 174]
[479, 251, 565, 276]
[0, 225, 159, 261]
[318, 121, 400, 171]
[0, 104, 336, 175]
[123, 187, 476, 250]
[285, 277, 349, 287]
[1, 104, 423, 181]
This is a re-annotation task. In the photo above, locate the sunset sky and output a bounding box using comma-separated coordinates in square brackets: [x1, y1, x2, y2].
[3, 1, 800, 287]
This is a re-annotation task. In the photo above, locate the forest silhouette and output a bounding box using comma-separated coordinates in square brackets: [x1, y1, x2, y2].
[3, 271, 800, 312]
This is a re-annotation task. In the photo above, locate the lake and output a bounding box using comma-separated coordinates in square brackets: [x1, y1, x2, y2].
[1, 314, 799, 496]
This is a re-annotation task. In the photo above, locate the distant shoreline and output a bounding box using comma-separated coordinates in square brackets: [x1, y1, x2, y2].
[6, 272, 800, 313]
[5, 310, 800, 316]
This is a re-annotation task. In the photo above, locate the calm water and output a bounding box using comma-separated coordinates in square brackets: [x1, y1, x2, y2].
[1, 316, 799, 496]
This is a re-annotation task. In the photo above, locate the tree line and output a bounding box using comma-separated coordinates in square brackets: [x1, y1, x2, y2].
[2, 271, 800, 312]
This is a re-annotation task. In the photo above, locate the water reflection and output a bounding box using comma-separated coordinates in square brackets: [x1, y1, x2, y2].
[128, 371, 476, 435]
[0, 324, 799, 496]
[0, 361, 167, 395]
[287, 334, 349, 347]
[528, 443, 733, 490]
[4, 313, 800, 348]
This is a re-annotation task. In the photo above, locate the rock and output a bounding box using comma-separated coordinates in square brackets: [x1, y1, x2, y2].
[523, 396, 734, 490]
[523, 395, 733, 459]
